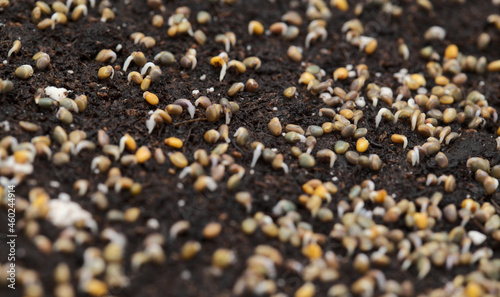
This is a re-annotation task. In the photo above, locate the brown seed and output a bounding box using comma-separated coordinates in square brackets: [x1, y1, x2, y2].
[268, 117, 282, 136]
[245, 79, 259, 92]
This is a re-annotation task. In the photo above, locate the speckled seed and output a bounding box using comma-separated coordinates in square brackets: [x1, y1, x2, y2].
[268, 117, 282, 136]
[435, 152, 448, 168]
[204, 129, 220, 143]
[345, 151, 359, 165]
[170, 152, 188, 168]
[15, 65, 34, 79]
[334, 141, 349, 154]
[299, 153, 315, 168]
[56, 107, 73, 124]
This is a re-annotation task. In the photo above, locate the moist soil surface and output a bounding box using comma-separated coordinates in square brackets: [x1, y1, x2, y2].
[1, 0, 500, 296]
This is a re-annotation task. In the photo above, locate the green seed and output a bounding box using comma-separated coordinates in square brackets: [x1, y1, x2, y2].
[334, 141, 349, 154]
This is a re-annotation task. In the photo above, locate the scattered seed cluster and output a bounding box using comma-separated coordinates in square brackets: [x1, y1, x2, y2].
[1, 0, 500, 297]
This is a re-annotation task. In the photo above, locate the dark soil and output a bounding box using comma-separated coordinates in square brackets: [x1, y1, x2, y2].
[1, 0, 500, 296]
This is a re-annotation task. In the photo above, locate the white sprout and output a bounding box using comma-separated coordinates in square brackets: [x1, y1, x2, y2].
[375, 108, 391, 128]
[123, 55, 134, 72]
[169, 220, 190, 241]
[178, 166, 192, 179]
[251, 143, 264, 168]
[469, 231, 487, 246]
[140, 62, 156, 76]
[174, 99, 195, 119]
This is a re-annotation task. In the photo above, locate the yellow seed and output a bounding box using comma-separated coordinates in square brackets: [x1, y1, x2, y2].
[339, 109, 353, 119]
[37, 18, 54, 30]
[333, 67, 348, 81]
[164, 137, 183, 149]
[210, 56, 224, 67]
[212, 248, 234, 268]
[332, 0, 349, 11]
[170, 152, 188, 168]
[411, 73, 426, 87]
[440, 95, 454, 105]
[141, 75, 151, 91]
[84, 279, 107, 297]
[283, 87, 296, 98]
[98, 65, 113, 79]
[298, 72, 315, 85]
[302, 242, 322, 259]
[487, 60, 500, 72]
[127, 71, 143, 84]
[14, 150, 31, 164]
[372, 189, 387, 203]
[248, 20, 264, 35]
[143, 91, 159, 105]
[356, 137, 369, 153]
[497, 126, 500, 136]
[181, 241, 201, 260]
[287, 45, 302, 62]
[413, 213, 428, 230]
[365, 39, 378, 55]
[294, 282, 316, 297]
[124, 207, 140, 222]
[135, 146, 151, 163]
[435, 75, 449, 85]
[465, 282, 483, 297]
[122, 134, 137, 152]
[444, 44, 458, 59]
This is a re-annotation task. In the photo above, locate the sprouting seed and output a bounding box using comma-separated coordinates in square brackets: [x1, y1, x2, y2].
[127, 72, 143, 85]
[234, 127, 249, 146]
[228, 82, 244, 97]
[242, 56, 261, 70]
[123, 51, 147, 71]
[7, 40, 21, 58]
[98, 65, 114, 80]
[95, 49, 117, 63]
[174, 99, 195, 119]
[211, 53, 228, 81]
[71, 4, 88, 21]
[391, 134, 408, 149]
[227, 60, 246, 74]
[248, 20, 264, 35]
